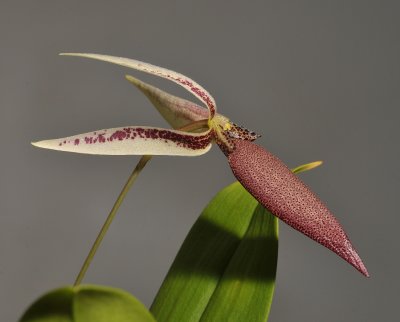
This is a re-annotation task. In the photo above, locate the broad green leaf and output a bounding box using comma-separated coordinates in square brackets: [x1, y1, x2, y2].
[151, 161, 320, 321]
[151, 182, 278, 322]
[19, 287, 74, 322]
[200, 203, 278, 321]
[20, 284, 156, 322]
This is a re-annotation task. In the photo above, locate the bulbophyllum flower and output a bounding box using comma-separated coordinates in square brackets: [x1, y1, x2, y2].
[33, 53, 369, 277]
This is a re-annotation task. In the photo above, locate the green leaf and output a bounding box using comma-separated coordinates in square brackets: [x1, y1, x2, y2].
[200, 203, 278, 321]
[19, 287, 74, 322]
[291, 160, 323, 174]
[150, 182, 278, 322]
[20, 284, 156, 322]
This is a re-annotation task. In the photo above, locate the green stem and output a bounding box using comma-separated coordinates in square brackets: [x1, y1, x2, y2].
[74, 155, 152, 286]
[72, 119, 209, 286]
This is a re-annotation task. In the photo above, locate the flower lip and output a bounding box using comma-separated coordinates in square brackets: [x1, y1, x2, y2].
[227, 123, 261, 141]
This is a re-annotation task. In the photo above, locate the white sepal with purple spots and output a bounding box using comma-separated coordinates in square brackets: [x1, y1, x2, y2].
[32, 126, 213, 156]
[60, 53, 217, 118]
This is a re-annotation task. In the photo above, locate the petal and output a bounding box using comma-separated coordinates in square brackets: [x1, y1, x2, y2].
[60, 53, 217, 118]
[125, 75, 209, 129]
[32, 126, 212, 156]
[227, 140, 369, 277]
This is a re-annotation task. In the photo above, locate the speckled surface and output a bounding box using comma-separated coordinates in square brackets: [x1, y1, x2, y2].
[228, 139, 369, 276]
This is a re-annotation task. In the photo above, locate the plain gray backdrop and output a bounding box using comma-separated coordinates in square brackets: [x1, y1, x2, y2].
[1, 1, 399, 321]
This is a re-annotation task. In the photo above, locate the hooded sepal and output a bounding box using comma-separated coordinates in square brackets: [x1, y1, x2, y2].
[125, 75, 209, 129]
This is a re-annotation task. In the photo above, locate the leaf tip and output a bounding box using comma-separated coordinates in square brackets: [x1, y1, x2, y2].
[125, 74, 140, 86]
[291, 160, 324, 174]
[308, 160, 323, 169]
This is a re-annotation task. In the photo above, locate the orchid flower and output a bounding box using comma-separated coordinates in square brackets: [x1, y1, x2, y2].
[33, 53, 369, 277]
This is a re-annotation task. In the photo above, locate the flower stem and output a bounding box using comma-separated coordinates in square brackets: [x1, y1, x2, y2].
[72, 119, 209, 286]
[74, 155, 152, 286]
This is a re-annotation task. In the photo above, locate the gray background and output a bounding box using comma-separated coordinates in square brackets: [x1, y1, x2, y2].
[1, 1, 398, 321]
